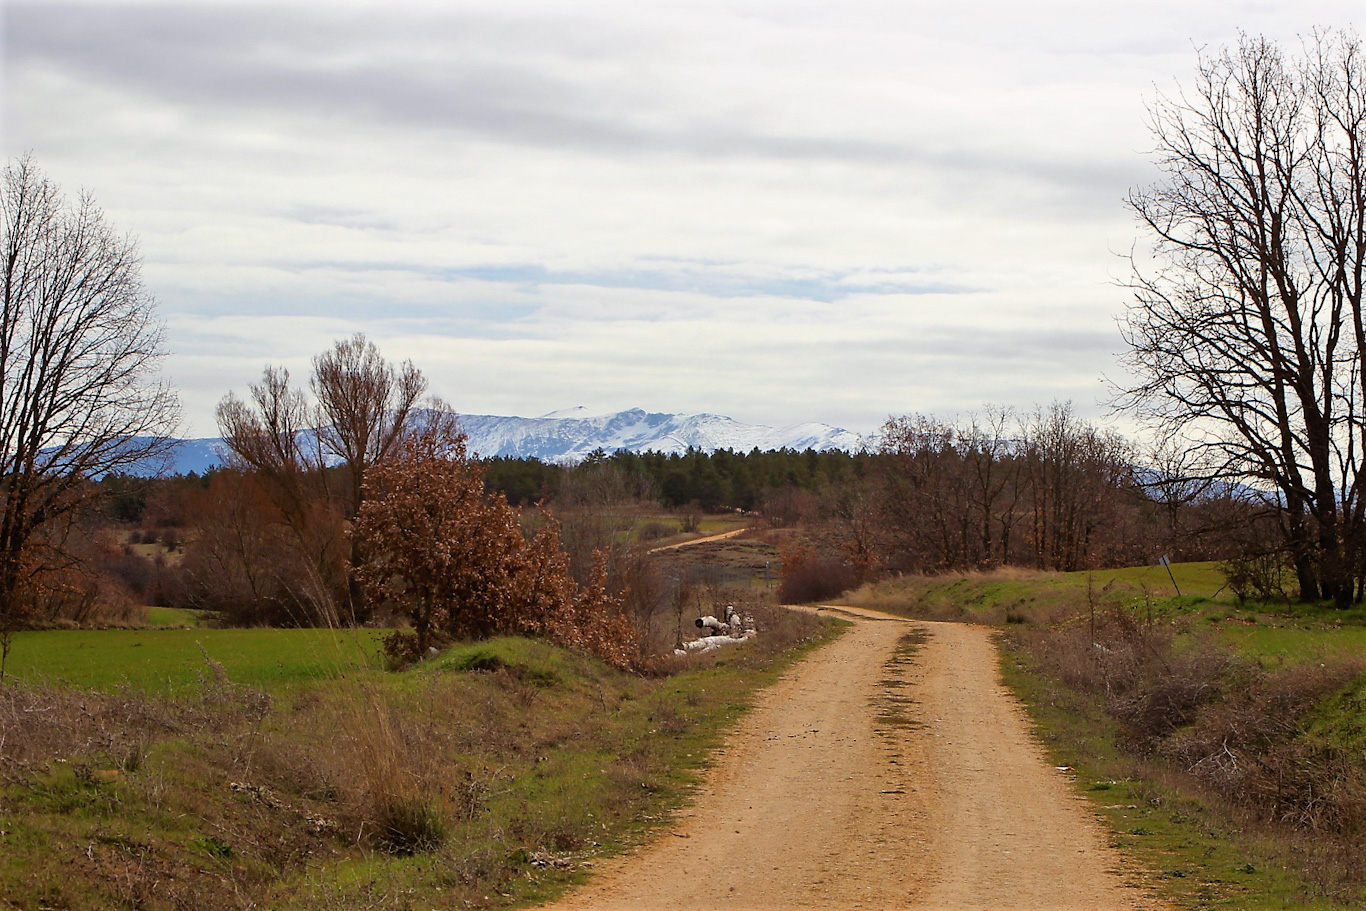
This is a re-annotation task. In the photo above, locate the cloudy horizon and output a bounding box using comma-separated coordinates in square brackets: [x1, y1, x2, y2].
[6, 1, 1361, 438]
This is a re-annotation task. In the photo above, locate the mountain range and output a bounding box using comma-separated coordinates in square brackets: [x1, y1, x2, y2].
[148, 407, 871, 476]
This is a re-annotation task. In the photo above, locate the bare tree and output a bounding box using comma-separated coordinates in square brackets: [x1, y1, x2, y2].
[876, 404, 1136, 573]
[1019, 403, 1133, 572]
[219, 337, 428, 519]
[961, 406, 1023, 567]
[0, 156, 179, 672]
[215, 365, 346, 624]
[1140, 432, 1219, 556]
[215, 336, 432, 623]
[878, 413, 967, 571]
[312, 333, 427, 519]
[1120, 31, 1366, 604]
[216, 365, 317, 524]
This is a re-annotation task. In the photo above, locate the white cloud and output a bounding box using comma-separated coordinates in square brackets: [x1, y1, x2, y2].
[6, 1, 1362, 435]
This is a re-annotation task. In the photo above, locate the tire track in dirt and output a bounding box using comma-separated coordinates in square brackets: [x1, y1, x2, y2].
[540, 608, 1170, 911]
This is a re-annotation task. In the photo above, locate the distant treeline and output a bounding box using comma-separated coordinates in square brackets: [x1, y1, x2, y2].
[482, 447, 873, 511]
[88, 402, 1277, 628]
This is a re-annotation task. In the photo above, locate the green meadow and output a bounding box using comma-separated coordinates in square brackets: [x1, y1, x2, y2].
[3, 626, 387, 695]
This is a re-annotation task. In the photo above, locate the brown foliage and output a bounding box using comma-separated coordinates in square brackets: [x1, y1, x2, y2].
[1, 520, 149, 632]
[354, 424, 643, 669]
[180, 470, 343, 626]
[778, 542, 858, 604]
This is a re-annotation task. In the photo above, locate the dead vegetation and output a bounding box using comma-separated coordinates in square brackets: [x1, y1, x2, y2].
[1009, 600, 1366, 899]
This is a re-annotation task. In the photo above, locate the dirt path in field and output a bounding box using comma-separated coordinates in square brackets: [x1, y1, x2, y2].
[542, 608, 1170, 911]
[646, 527, 748, 553]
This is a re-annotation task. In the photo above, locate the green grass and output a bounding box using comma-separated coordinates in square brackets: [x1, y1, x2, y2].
[144, 606, 209, 628]
[641, 512, 752, 550]
[1083, 560, 1231, 599]
[696, 514, 747, 535]
[1217, 624, 1366, 664]
[2, 627, 387, 695]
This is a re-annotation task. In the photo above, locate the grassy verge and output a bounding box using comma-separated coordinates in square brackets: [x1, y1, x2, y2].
[999, 644, 1339, 909]
[0, 603, 839, 910]
[840, 561, 1229, 624]
[851, 564, 1366, 909]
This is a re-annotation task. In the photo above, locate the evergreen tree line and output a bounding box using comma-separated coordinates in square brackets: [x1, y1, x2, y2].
[482, 446, 871, 512]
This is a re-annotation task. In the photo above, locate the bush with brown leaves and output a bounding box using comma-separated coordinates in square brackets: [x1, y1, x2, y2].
[354, 424, 643, 670]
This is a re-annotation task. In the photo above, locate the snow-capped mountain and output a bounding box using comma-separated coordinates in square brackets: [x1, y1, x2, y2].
[460, 407, 868, 462]
[145, 407, 870, 475]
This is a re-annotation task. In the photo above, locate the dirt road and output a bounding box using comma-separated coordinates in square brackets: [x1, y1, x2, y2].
[542, 608, 1169, 911]
[646, 527, 748, 553]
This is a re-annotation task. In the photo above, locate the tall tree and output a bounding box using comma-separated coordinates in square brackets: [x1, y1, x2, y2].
[1120, 31, 1366, 604]
[215, 336, 433, 623]
[0, 156, 178, 668]
[312, 333, 426, 519]
[216, 365, 316, 525]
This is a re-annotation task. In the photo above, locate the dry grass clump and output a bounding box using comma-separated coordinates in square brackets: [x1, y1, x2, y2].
[1014, 604, 1366, 856]
[741, 602, 828, 659]
[0, 677, 269, 774]
[328, 684, 454, 854]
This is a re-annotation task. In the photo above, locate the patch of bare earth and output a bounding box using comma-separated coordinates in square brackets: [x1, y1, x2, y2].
[541, 608, 1169, 911]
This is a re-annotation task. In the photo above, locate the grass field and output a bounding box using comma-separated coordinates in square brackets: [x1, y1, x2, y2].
[2, 626, 387, 694]
[840, 560, 1233, 624]
[840, 560, 1366, 664]
[640, 511, 751, 549]
[144, 606, 209, 628]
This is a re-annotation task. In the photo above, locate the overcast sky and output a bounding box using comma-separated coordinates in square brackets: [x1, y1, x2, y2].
[4, 1, 1362, 438]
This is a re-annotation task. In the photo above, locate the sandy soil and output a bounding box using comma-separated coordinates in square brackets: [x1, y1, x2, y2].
[646, 527, 748, 553]
[540, 608, 1170, 911]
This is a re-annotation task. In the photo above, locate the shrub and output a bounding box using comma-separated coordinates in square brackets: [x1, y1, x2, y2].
[1158, 661, 1366, 833]
[638, 520, 675, 542]
[374, 795, 447, 855]
[1015, 605, 1366, 842]
[778, 543, 857, 603]
[355, 425, 645, 670]
[1221, 549, 1294, 603]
